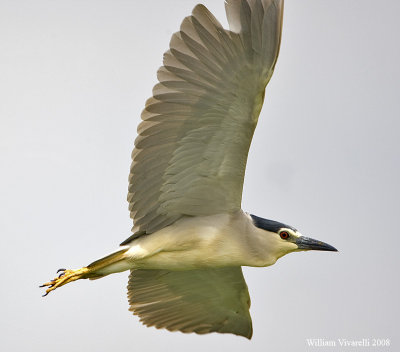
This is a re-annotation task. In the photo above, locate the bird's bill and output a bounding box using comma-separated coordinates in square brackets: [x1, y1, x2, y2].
[296, 236, 338, 252]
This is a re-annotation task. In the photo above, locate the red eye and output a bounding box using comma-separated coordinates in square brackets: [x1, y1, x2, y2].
[280, 231, 290, 240]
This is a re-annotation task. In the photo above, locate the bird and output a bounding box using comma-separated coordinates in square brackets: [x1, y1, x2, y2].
[41, 0, 337, 339]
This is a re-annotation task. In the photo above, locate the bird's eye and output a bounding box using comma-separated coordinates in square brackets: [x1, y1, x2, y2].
[280, 231, 290, 240]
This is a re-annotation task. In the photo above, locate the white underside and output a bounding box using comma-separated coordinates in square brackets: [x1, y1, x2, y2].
[104, 210, 294, 273]
[126, 212, 247, 270]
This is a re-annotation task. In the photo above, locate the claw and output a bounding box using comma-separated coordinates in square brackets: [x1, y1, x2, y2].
[41, 267, 89, 297]
[40, 281, 53, 288]
[57, 268, 66, 273]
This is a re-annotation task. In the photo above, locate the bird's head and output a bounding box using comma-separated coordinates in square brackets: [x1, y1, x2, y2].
[250, 214, 337, 264]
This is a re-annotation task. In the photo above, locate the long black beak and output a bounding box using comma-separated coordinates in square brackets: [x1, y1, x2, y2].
[296, 236, 338, 252]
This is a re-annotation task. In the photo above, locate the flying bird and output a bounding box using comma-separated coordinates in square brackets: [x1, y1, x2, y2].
[41, 0, 337, 339]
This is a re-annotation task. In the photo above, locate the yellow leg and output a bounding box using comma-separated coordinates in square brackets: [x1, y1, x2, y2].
[40, 248, 129, 296]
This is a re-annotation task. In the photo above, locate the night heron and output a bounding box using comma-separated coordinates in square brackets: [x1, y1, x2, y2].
[41, 0, 337, 339]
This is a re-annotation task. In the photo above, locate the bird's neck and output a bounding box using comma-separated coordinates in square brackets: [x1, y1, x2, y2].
[245, 229, 283, 267]
[229, 211, 284, 267]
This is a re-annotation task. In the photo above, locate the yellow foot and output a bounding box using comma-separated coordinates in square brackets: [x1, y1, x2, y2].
[40, 267, 89, 297]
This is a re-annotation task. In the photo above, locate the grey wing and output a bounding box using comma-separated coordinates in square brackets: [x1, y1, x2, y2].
[127, 267, 252, 339]
[127, 0, 284, 236]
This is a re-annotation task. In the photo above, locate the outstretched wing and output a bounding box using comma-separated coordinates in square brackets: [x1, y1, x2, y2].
[127, 267, 252, 338]
[127, 0, 284, 237]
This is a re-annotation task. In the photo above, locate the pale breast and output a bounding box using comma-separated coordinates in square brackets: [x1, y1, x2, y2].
[125, 212, 253, 270]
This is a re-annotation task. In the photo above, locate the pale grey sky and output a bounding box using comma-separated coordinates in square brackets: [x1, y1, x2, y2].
[1, 0, 399, 351]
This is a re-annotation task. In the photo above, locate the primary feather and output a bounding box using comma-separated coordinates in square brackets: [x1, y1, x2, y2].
[127, 0, 283, 238]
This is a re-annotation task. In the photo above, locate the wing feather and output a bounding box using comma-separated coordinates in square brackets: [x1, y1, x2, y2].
[127, 267, 253, 339]
[126, 0, 284, 238]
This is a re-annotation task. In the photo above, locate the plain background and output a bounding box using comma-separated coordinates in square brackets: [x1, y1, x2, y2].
[1, 0, 399, 351]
